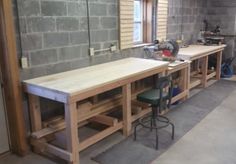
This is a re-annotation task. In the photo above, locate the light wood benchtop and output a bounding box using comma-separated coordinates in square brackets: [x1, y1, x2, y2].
[178, 45, 226, 60]
[23, 58, 169, 102]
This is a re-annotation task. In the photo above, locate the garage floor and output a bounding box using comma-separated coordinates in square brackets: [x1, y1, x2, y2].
[0, 79, 235, 164]
[152, 89, 236, 164]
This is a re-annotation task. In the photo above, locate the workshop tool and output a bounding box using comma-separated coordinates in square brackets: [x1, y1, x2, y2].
[144, 40, 180, 61]
[221, 57, 235, 78]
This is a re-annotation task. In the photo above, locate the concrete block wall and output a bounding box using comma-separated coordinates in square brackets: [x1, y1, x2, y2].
[16, 0, 123, 80]
[206, 0, 236, 71]
[167, 0, 207, 43]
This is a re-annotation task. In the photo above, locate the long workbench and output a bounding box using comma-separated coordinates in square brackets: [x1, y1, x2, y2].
[23, 58, 169, 164]
[178, 45, 226, 89]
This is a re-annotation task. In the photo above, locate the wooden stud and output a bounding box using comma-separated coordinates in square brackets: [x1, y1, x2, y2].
[28, 94, 42, 131]
[78, 122, 123, 151]
[90, 115, 118, 126]
[0, 0, 28, 155]
[186, 63, 191, 97]
[122, 84, 132, 137]
[201, 56, 208, 88]
[216, 51, 223, 80]
[65, 103, 79, 164]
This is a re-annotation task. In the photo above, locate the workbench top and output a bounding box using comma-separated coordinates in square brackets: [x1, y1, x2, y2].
[178, 44, 226, 60]
[23, 58, 169, 97]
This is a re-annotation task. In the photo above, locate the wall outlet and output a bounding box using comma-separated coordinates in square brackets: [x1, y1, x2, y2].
[89, 48, 95, 56]
[21, 57, 28, 68]
[110, 45, 117, 52]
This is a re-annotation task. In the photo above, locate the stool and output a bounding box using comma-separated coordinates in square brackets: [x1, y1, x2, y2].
[134, 75, 175, 150]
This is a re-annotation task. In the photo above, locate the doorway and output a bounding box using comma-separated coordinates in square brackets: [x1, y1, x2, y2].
[0, 69, 9, 155]
[0, 0, 28, 155]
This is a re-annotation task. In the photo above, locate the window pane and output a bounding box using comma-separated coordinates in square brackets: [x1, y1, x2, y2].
[134, 0, 142, 22]
[133, 23, 142, 42]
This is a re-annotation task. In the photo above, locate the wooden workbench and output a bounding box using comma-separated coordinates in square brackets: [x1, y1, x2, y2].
[178, 45, 226, 89]
[23, 58, 169, 164]
[168, 61, 190, 103]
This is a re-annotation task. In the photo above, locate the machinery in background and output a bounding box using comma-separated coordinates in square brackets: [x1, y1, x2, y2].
[144, 39, 180, 62]
[221, 57, 235, 78]
[198, 20, 225, 46]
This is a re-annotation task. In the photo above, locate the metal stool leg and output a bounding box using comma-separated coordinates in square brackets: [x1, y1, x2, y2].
[170, 122, 175, 140]
[155, 129, 159, 150]
[150, 118, 153, 132]
[134, 124, 138, 141]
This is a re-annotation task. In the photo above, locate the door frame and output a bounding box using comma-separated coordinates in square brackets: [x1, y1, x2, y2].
[0, 0, 28, 156]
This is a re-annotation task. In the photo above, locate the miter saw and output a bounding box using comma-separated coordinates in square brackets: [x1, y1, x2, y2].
[144, 39, 180, 61]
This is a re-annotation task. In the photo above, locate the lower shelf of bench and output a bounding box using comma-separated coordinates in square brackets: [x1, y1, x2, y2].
[30, 107, 152, 160]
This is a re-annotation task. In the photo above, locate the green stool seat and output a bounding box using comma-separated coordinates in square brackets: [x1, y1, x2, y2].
[137, 89, 168, 106]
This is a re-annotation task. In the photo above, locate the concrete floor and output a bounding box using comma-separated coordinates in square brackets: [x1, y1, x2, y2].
[0, 79, 236, 164]
[152, 89, 236, 164]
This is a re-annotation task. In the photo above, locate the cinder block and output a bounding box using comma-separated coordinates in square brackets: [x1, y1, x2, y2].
[41, 1, 67, 16]
[18, 0, 40, 16]
[27, 17, 56, 33]
[108, 4, 118, 16]
[89, 4, 107, 16]
[46, 61, 72, 75]
[21, 34, 42, 51]
[101, 17, 117, 29]
[44, 32, 69, 48]
[70, 57, 91, 70]
[70, 31, 88, 45]
[30, 49, 58, 66]
[80, 17, 100, 30]
[58, 46, 81, 61]
[19, 18, 27, 34]
[109, 29, 118, 41]
[80, 45, 89, 58]
[68, 2, 87, 16]
[56, 17, 79, 31]
[91, 30, 109, 42]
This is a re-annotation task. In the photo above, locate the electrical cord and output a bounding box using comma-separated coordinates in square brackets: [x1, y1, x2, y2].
[86, 0, 91, 48]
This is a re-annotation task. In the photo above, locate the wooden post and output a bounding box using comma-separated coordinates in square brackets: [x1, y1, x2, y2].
[0, 0, 29, 155]
[216, 51, 223, 80]
[201, 56, 208, 88]
[186, 63, 191, 97]
[28, 94, 42, 153]
[122, 84, 132, 136]
[65, 103, 79, 164]
[180, 66, 189, 100]
[28, 94, 42, 131]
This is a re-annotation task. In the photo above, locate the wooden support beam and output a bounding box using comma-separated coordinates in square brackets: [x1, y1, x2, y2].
[32, 87, 153, 140]
[78, 122, 123, 151]
[201, 56, 209, 88]
[122, 84, 132, 136]
[90, 115, 118, 126]
[216, 51, 222, 80]
[131, 108, 151, 122]
[190, 77, 202, 89]
[0, 0, 28, 155]
[171, 90, 188, 104]
[65, 103, 79, 164]
[77, 101, 93, 117]
[31, 139, 73, 162]
[28, 94, 42, 131]
[207, 71, 216, 80]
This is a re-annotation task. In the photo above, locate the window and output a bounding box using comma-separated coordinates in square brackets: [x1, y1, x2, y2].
[133, 0, 152, 44]
[119, 0, 168, 50]
[133, 0, 143, 43]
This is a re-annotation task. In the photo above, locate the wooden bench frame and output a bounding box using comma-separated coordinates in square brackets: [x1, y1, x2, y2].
[23, 58, 169, 164]
[178, 45, 225, 89]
